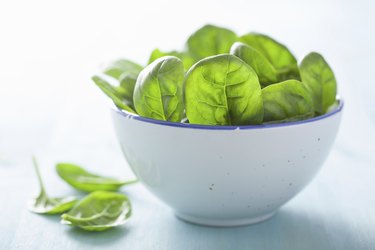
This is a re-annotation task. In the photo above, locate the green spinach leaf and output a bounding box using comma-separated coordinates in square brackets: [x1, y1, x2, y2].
[230, 42, 278, 87]
[299, 52, 337, 114]
[61, 191, 131, 231]
[28, 157, 77, 214]
[133, 56, 185, 122]
[184, 54, 263, 125]
[187, 24, 237, 60]
[262, 80, 314, 123]
[118, 73, 138, 109]
[104, 59, 142, 80]
[92, 76, 136, 113]
[149, 48, 195, 70]
[92, 25, 339, 125]
[56, 163, 137, 193]
[240, 33, 299, 81]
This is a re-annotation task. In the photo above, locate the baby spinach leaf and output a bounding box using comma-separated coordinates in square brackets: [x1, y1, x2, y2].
[104, 59, 143, 80]
[61, 191, 131, 231]
[102, 59, 142, 109]
[92, 25, 339, 125]
[187, 24, 237, 60]
[92, 76, 136, 113]
[28, 157, 77, 214]
[56, 163, 137, 193]
[118, 73, 138, 110]
[299, 52, 337, 115]
[230, 42, 278, 87]
[148, 48, 195, 70]
[184, 54, 263, 125]
[133, 56, 185, 122]
[262, 80, 314, 123]
[240, 33, 299, 81]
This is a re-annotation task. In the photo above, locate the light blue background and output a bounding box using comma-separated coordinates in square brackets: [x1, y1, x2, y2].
[0, 0, 374, 249]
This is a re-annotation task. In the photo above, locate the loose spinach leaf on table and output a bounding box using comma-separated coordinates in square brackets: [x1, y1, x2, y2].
[28, 157, 77, 214]
[148, 48, 195, 70]
[61, 191, 131, 231]
[187, 24, 238, 60]
[133, 56, 185, 122]
[184, 54, 263, 125]
[56, 163, 137, 193]
[230, 42, 278, 87]
[262, 80, 314, 123]
[240, 33, 300, 81]
[104, 59, 143, 80]
[299, 52, 337, 115]
[91, 76, 136, 113]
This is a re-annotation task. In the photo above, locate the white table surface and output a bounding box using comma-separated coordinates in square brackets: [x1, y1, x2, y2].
[1, 0, 374, 249]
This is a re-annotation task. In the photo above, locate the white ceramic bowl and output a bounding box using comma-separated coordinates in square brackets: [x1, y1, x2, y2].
[111, 100, 343, 227]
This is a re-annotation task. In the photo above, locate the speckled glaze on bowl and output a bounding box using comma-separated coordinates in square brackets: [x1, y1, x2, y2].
[111, 100, 343, 227]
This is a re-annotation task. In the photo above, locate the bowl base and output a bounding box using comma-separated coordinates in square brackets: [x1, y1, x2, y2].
[175, 211, 276, 227]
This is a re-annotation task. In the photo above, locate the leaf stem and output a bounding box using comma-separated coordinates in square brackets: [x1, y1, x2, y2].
[32, 156, 46, 195]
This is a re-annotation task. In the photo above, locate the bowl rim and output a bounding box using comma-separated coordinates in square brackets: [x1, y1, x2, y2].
[113, 98, 344, 130]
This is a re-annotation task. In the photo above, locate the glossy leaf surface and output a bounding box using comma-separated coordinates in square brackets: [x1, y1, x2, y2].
[133, 56, 185, 122]
[184, 54, 263, 125]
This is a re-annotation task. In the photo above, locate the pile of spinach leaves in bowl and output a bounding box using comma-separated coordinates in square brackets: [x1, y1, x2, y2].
[92, 24, 337, 126]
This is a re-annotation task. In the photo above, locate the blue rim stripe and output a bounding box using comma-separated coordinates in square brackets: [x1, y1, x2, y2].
[114, 99, 344, 130]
